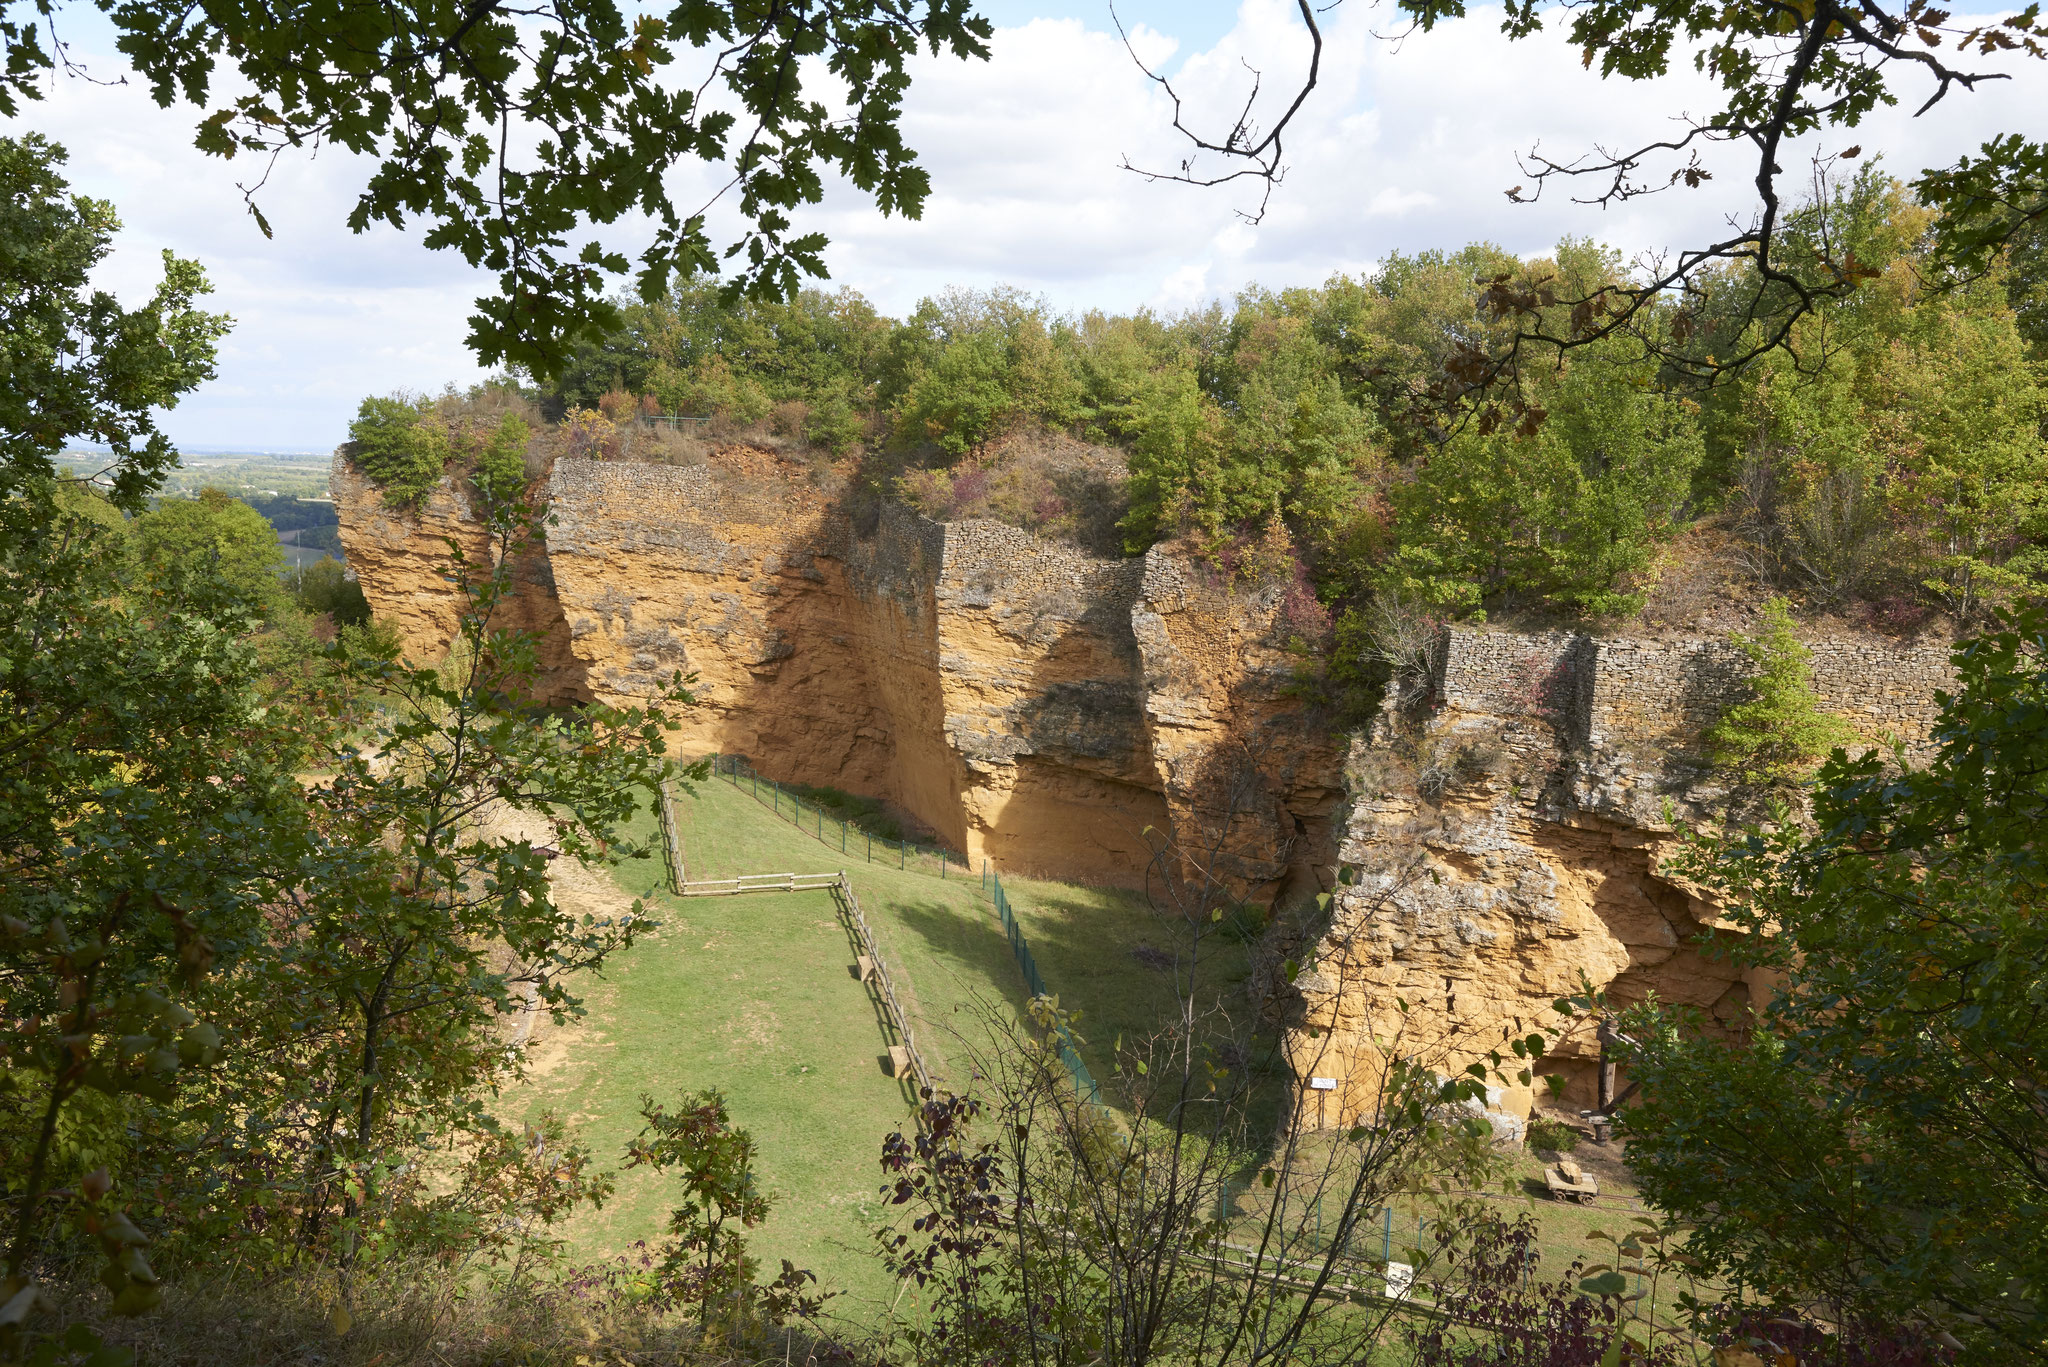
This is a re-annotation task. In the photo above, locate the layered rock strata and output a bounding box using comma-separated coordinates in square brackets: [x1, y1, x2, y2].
[330, 459, 588, 704]
[336, 449, 1341, 891]
[338, 448, 1959, 1133]
[1280, 623, 1955, 1132]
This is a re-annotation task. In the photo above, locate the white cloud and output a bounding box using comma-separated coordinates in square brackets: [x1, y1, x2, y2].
[1366, 188, 1437, 218]
[8, 3, 2045, 448]
[1152, 260, 1213, 311]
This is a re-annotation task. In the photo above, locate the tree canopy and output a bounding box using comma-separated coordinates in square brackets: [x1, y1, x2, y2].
[482, 170, 2047, 656]
[1120, 0, 2047, 418]
[0, 1, 991, 376]
[0, 133, 227, 510]
[1628, 611, 2048, 1360]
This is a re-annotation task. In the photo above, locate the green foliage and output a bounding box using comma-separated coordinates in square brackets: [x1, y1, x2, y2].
[236, 490, 338, 535]
[407, 1113, 614, 1282]
[1118, 366, 1230, 548]
[1523, 1115, 1580, 1154]
[1874, 289, 2048, 618]
[887, 289, 1084, 459]
[0, 150, 697, 1350]
[1633, 611, 2048, 1359]
[1703, 598, 1857, 781]
[346, 395, 446, 509]
[625, 1091, 822, 1336]
[349, 396, 540, 509]
[1119, 302, 1382, 559]
[1, 479, 315, 1351]
[1378, 343, 1701, 617]
[0, 3, 993, 374]
[130, 487, 287, 618]
[1707, 170, 2048, 620]
[1, 147, 249, 1355]
[472, 414, 533, 502]
[532, 173, 2044, 631]
[0, 134, 226, 511]
[286, 556, 371, 627]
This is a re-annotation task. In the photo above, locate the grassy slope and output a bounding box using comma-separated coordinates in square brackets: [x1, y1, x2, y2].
[509, 770, 1242, 1320]
[510, 771, 1641, 1323]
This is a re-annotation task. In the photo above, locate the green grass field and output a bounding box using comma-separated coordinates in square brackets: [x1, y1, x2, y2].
[507, 769, 1652, 1325]
[507, 768, 1251, 1320]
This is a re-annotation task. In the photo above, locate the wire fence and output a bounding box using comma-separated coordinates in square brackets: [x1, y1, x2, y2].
[708, 755, 969, 877]
[1216, 1188, 1443, 1264]
[985, 863, 1102, 1109]
[664, 759, 1097, 1109]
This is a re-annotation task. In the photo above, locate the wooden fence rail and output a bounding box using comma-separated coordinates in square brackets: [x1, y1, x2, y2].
[833, 879, 935, 1095]
[644, 783, 933, 1092]
[657, 775, 686, 893]
[674, 872, 844, 897]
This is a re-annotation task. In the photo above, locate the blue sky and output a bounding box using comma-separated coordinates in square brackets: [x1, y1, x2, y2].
[11, 1, 2045, 450]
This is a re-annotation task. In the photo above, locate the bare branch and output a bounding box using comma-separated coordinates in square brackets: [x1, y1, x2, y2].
[1111, 0, 1327, 224]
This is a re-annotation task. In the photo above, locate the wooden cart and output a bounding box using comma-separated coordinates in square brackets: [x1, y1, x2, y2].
[1544, 1158, 1599, 1204]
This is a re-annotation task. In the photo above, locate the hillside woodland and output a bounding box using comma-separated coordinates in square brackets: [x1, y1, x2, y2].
[8, 121, 2048, 1367]
[349, 170, 2047, 665]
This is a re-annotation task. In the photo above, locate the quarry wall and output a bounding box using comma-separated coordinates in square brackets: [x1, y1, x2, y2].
[335, 450, 1341, 891]
[1282, 622, 1955, 1136]
[337, 450, 1958, 1140]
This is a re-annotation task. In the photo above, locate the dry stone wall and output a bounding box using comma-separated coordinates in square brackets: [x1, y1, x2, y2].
[1434, 624, 1953, 752]
[1585, 635, 1952, 748]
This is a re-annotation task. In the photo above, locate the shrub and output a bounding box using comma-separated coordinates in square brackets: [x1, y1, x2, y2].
[1703, 597, 1857, 781]
[802, 385, 869, 454]
[1525, 1114, 1580, 1153]
[562, 408, 621, 461]
[287, 556, 371, 627]
[348, 393, 446, 508]
[1278, 567, 1334, 650]
[473, 414, 532, 501]
[348, 392, 534, 507]
[768, 398, 810, 438]
[1349, 591, 1444, 692]
[624, 1091, 825, 1340]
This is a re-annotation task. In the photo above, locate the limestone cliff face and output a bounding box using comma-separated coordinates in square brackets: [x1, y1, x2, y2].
[340, 448, 1961, 1116]
[334, 448, 1339, 890]
[1134, 557, 1346, 900]
[331, 459, 588, 704]
[1280, 623, 1956, 1132]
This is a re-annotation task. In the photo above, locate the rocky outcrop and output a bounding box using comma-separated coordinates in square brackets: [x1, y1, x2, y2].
[1280, 623, 1955, 1132]
[330, 459, 588, 704]
[1134, 555, 1346, 902]
[338, 448, 1961, 1131]
[335, 449, 1341, 891]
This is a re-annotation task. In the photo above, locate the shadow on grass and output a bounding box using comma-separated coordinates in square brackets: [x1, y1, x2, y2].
[887, 897, 1034, 1047]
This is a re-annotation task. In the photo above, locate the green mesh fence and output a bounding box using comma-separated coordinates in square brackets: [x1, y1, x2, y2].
[984, 863, 1101, 1108]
